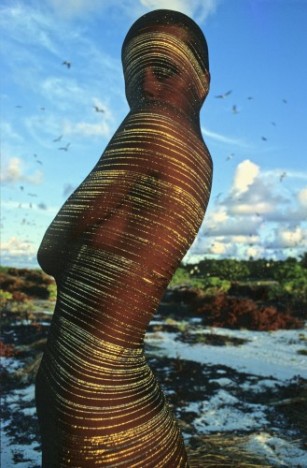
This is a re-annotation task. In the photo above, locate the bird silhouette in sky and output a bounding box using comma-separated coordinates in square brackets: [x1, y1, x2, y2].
[215, 192, 222, 201]
[261, 136, 267, 141]
[247, 96, 253, 100]
[279, 171, 287, 182]
[62, 60, 71, 69]
[214, 90, 232, 99]
[59, 143, 71, 151]
[32, 153, 42, 164]
[53, 135, 63, 142]
[232, 105, 239, 114]
[226, 153, 235, 161]
[93, 105, 105, 113]
[282, 99, 287, 104]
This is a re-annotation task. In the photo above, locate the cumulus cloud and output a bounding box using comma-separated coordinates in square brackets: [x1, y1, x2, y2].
[245, 245, 265, 259]
[0, 158, 43, 185]
[298, 187, 307, 207]
[1, 237, 38, 267]
[231, 235, 259, 245]
[209, 240, 229, 255]
[1, 236, 36, 257]
[272, 227, 307, 249]
[204, 213, 262, 237]
[231, 159, 260, 196]
[188, 159, 307, 260]
[222, 162, 290, 218]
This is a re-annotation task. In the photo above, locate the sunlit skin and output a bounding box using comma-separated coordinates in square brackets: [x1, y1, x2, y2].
[36, 10, 212, 467]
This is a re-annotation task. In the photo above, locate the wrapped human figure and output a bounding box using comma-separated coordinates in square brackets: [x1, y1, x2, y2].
[36, 9, 212, 467]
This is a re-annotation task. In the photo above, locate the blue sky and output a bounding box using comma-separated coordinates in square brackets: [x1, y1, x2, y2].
[1, 0, 307, 268]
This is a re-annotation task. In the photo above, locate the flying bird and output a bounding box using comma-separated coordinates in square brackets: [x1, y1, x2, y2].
[62, 60, 71, 69]
[214, 90, 232, 99]
[282, 99, 287, 104]
[232, 105, 239, 114]
[261, 136, 267, 141]
[53, 135, 63, 142]
[215, 192, 222, 201]
[59, 143, 71, 151]
[93, 105, 105, 113]
[226, 153, 235, 161]
[279, 171, 287, 182]
[247, 96, 253, 100]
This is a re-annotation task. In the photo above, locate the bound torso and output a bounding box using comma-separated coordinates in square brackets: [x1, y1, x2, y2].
[40, 108, 211, 347]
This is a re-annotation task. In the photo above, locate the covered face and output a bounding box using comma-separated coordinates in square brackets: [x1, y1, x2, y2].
[122, 10, 210, 112]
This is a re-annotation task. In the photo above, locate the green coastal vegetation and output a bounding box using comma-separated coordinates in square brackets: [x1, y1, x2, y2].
[1, 253, 306, 305]
[1, 253, 306, 329]
[171, 253, 307, 304]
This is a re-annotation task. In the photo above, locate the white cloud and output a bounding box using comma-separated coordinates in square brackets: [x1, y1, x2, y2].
[0, 158, 43, 185]
[47, 0, 106, 18]
[63, 119, 111, 138]
[204, 212, 262, 237]
[46, 0, 219, 22]
[231, 159, 260, 196]
[298, 187, 307, 207]
[0, 3, 60, 55]
[188, 158, 307, 260]
[0, 236, 39, 267]
[25, 107, 114, 146]
[209, 240, 228, 255]
[289, 171, 307, 181]
[231, 235, 259, 245]
[276, 227, 306, 248]
[140, 0, 219, 22]
[1, 236, 36, 257]
[41, 78, 87, 107]
[229, 201, 273, 216]
[245, 245, 265, 259]
[1, 122, 23, 142]
[201, 127, 250, 148]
